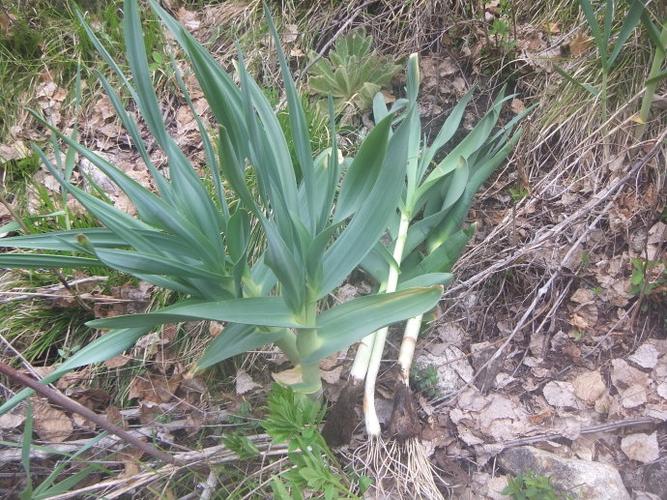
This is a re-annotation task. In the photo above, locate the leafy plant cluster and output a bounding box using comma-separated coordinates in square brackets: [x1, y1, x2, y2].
[410, 363, 440, 399]
[0, 0, 445, 415]
[262, 384, 367, 498]
[502, 471, 564, 500]
[307, 30, 400, 121]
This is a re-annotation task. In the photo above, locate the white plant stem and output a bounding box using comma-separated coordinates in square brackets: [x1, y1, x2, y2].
[397, 313, 423, 386]
[363, 211, 410, 437]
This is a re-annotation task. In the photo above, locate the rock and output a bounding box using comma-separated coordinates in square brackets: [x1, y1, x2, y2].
[499, 446, 630, 500]
[621, 432, 660, 464]
[643, 457, 667, 499]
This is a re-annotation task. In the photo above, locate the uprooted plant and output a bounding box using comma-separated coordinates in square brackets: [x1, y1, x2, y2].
[321, 57, 526, 498]
[0, 0, 444, 420]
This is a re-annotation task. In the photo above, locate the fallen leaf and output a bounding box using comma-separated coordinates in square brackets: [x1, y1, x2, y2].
[611, 359, 648, 391]
[128, 374, 181, 403]
[32, 399, 74, 442]
[0, 410, 25, 430]
[271, 366, 303, 387]
[621, 432, 659, 463]
[105, 354, 131, 369]
[510, 98, 525, 114]
[629, 343, 659, 370]
[209, 321, 223, 337]
[572, 370, 606, 403]
[544, 22, 560, 34]
[236, 370, 261, 395]
[543, 381, 578, 408]
[620, 384, 647, 409]
[567, 32, 592, 57]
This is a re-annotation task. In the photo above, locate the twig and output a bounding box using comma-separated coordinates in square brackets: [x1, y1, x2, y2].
[0, 361, 177, 465]
[0, 276, 109, 304]
[0, 412, 228, 463]
[490, 416, 659, 451]
[199, 469, 218, 500]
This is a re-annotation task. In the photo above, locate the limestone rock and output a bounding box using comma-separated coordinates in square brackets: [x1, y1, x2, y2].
[499, 446, 630, 500]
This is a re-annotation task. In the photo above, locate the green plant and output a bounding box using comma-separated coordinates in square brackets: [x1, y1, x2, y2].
[0, 0, 442, 414]
[509, 184, 530, 203]
[307, 30, 400, 121]
[502, 471, 560, 500]
[263, 384, 363, 499]
[411, 363, 440, 399]
[554, 0, 665, 139]
[630, 257, 666, 297]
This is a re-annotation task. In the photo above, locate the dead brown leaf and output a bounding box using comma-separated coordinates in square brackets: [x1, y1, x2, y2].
[236, 369, 261, 395]
[128, 374, 182, 403]
[105, 354, 131, 369]
[32, 398, 74, 442]
[566, 32, 592, 58]
[0, 409, 25, 430]
[572, 370, 606, 403]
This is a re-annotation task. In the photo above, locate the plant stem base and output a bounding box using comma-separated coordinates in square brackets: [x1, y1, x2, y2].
[322, 378, 363, 447]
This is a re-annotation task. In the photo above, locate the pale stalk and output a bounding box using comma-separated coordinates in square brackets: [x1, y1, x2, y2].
[396, 313, 423, 387]
[364, 211, 410, 436]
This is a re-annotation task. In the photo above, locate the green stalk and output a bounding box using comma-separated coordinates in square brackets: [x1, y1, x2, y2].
[636, 21, 667, 141]
[295, 302, 322, 395]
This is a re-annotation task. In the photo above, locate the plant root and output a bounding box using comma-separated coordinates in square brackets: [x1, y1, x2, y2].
[353, 435, 447, 499]
[321, 379, 363, 447]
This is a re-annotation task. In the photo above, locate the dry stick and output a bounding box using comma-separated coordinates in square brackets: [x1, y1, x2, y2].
[491, 417, 658, 451]
[0, 361, 177, 465]
[0, 276, 109, 304]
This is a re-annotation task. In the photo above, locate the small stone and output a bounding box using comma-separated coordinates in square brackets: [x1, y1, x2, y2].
[656, 382, 667, 400]
[643, 457, 667, 498]
[621, 432, 660, 464]
[611, 359, 648, 390]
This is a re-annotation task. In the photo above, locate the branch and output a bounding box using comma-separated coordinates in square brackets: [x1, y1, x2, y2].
[0, 362, 177, 465]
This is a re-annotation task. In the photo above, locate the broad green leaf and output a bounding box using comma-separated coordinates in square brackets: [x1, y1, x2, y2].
[94, 248, 223, 281]
[419, 87, 475, 180]
[607, 0, 643, 67]
[579, 0, 603, 62]
[124, 0, 223, 253]
[0, 328, 148, 415]
[335, 112, 394, 222]
[264, 3, 315, 232]
[320, 104, 415, 296]
[87, 296, 305, 330]
[397, 272, 453, 290]
[197, 323, 292, 370]
[0, 254, 100, 268]
[303, 286, 442, 362]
